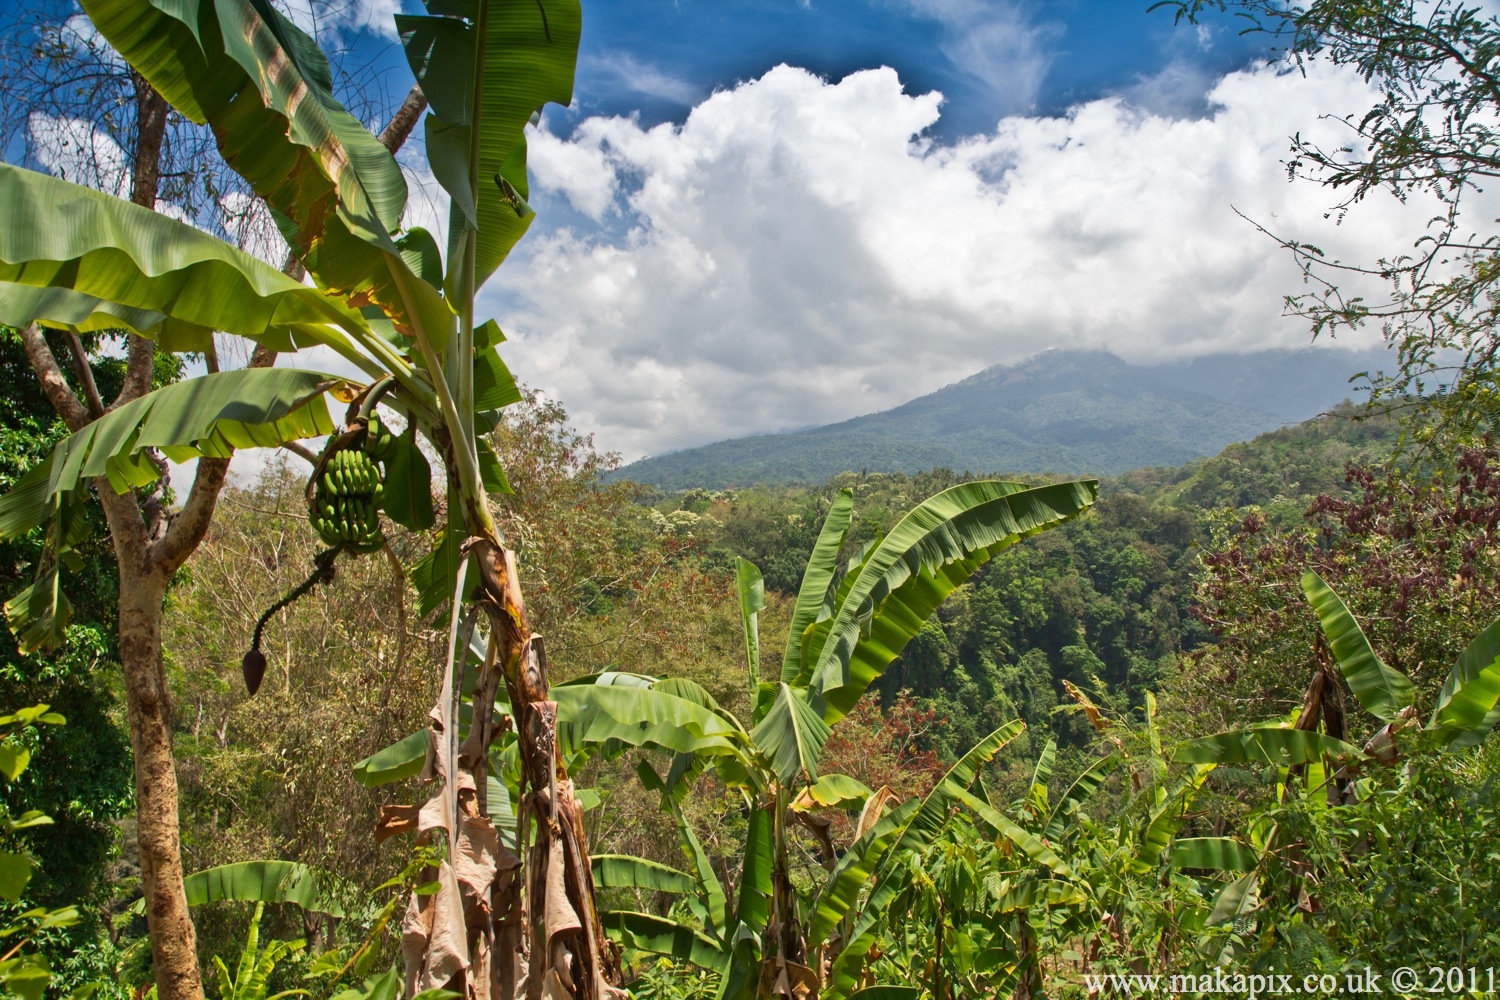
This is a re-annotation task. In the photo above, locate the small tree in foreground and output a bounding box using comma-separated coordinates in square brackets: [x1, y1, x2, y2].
[0, 0, 603, 997]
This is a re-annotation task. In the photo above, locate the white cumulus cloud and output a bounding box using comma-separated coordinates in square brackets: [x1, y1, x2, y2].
[482, 58, 1465, 462]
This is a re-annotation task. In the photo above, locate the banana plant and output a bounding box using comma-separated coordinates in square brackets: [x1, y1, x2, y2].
[211, 903, 308, 1000]
[1176, 571, 1500, 780]
[0, 0, 597, 996]
[560, 481, 1097, 997]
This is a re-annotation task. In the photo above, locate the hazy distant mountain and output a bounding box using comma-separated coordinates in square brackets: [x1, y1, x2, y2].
[617, 347, 1391, 490]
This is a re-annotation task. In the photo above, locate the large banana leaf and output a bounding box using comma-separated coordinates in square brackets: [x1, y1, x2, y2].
[803, 481, 1098, 723]
[1301, 571, 1415, 722]
[1041, 752, 1120, 842]
[736, 808, 773, 933]
[806, 797, 920, 947]
[128, 861, 347, 917]
[750, 682, 831, 787]
[1171, 837, 1259, 872]
[597, 911, 727, 973]
[0, 164, 371, 353]
[736, 557, 764, 697]
[353, 730, 429, 787]
[1174, 727, 1362, 766]
[780, 488, 853, 684]
[0, 369, 336, 542]
[1133, 764, 1214, 871]
[555, 684, 745, 759]
[1430, 616, 1500, 748]
[590, 855, 698, 896]
[471, 0, 582, 290]
[78, 0, 428, 328]
[824, 719, 1027, 999]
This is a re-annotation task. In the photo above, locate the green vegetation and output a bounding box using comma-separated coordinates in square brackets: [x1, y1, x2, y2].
[0, 0, 1496, 997]
[617, 349, 1389, 490]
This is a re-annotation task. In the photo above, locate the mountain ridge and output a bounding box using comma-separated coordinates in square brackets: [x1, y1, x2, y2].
[617, 346, 1391, 490]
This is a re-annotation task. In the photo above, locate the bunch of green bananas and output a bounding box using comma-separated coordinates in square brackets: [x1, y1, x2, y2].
[364, 411, 395, 462]
[311, 443, 386, 553]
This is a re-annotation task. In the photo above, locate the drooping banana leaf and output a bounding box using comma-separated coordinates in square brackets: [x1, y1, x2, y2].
[803, 480, 1098, 723]
[0, 368, 337, 542]
[736, 557, 765, 699]
[1430, 615, 1500, 748]
[590, 855, 698, 896]
[77, 0, 453, 340]
[750, 682, 831, 787]
[1301, 571, 1415, 722]
[0, 165, 375, 354]
[1174, 727, 1362, 766]
[555, 684, 746, 761]
[1039, 752, 1119, 840]
[988, 878, 1088, 912]
[597, 911, 727, 974]
[780, 487, 853, 684]
[1170, 837, 1259, 872]
[795, 773, 873, 811]
[127, 861, 348, 918]
[1133, 764, 1214, 871]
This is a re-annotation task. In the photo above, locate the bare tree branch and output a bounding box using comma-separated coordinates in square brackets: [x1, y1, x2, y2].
[152, 456, 231, 574]
[65, 330, 106, 417]
[20, 324, 90, 433]
[280, 440, 319, 464]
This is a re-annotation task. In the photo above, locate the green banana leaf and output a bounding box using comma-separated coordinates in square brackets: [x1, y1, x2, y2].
[590, 855, 698, 896]
[780, 487, 853, 684]
[805, 797, 920, 947]
[0, 368, 336, 542]
[353, 730, 429, 787]
[1206, 872, 1259, 926]
[1430, 616, 1500, 748]
[78, 0, 452, 340]
[823, 719, 1027, 999]
[1175, 727, 1362, 766]
[797, 773, 873, 811]
[462, 46, 546, 294]
[128, 861, 347, 918]
[736, 808, 773, 933]
[1171, 837, 1259, 872]
[0, 165, 371, 353]
[803, 480, 1098, 723]
[555, 684, 744, 759]
[1025, 737, 1056, 819]
[1041, 752, 1121, 842]
[954, 786, 1073, 877]
[847, 989, 922, 1000]
[1134, 764, 1214, 871]
[1301, 571, 1415, 722]
[989, 878, 1088, 912]
[598, 911, 727, 973]
[736, 557, 765, 698]
[750, 682, 831, 787]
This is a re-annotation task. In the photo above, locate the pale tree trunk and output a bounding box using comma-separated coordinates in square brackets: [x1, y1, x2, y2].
[20, 77, 429, 1000]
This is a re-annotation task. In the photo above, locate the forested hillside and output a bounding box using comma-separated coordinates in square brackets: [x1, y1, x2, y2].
[619, 347, 1392, 489]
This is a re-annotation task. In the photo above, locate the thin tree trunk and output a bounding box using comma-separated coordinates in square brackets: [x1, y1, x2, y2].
[116, 563, 201, 998]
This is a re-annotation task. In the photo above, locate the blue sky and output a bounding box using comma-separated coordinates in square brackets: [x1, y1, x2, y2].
[8, 1, 1419, 461]
[567, 1, 1279, 137]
